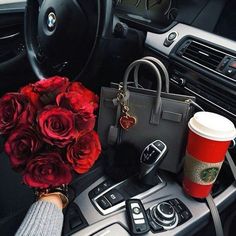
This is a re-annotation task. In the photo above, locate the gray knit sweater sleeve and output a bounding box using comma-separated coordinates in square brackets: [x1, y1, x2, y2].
[15, 201, 64, 236]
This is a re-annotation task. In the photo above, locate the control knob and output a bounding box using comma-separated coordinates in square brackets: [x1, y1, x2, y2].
[151, 202, 178, 230]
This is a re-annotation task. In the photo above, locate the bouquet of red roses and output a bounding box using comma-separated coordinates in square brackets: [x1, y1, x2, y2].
[0, 76, 101, 189]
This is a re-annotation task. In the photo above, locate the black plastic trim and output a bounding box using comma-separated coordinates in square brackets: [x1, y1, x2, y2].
[170, 35, 236, 88]
[116, 14, 178, 34]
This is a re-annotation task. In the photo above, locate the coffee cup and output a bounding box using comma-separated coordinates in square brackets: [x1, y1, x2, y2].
[183, 111, 236, 198]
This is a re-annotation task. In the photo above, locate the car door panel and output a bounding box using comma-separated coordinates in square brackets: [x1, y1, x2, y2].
[0, 2, 36, 96]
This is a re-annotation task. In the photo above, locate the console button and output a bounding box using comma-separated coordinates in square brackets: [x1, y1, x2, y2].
[134, 219, 145, 224]
[133, 207, 141, 214]
[169, 198, 183, 208]
[97, 196, 111, 210]
[164, 39, 173, 47]
[168, 199, 192, 225]
[168, 32, 178, 41]
[89, 180, 114, 199]
[94, 186, 104, 196]
[226, 68, 236, 77]
[101, 180, 113, 189]
[164, 32, 178, 47]
[132, 206, 144, 219]
[219, 57, 230, 70]
[153, 140, 166, 151]
[175, 203, 185, 212]
[105, 189, 124, 206]
[180, 211, 191, 221]
[133, 212, 144, 220]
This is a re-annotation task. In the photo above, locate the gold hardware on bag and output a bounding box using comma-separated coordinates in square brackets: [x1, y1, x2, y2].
[117, 84, 137, 130]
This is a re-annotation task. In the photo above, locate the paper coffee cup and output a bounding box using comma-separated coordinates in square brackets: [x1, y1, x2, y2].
[183, 112, 236, 198]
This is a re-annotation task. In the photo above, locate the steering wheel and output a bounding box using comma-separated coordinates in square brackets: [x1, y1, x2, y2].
[25, 0, 113, 80]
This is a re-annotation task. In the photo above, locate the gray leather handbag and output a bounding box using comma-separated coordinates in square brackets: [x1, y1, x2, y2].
[98, 57, 195, 173]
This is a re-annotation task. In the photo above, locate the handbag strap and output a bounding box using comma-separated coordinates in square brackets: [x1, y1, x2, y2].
[206, 150, 236, 236]
[122, 59, 162, 122]
[134, 56, 170, 93]
[206, 195, 224, 236]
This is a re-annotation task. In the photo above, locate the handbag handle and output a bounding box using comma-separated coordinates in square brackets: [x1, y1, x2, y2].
[134, 56, 169, 93]
[122, 59, 162, 124]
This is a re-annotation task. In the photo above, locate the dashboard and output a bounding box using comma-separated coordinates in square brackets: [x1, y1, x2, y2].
[115, 0, 236, 125]
[114, 0, 232, 37]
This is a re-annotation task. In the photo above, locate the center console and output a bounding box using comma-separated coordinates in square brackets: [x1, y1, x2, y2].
[61, 137, 236, 236]
[66, 173, 236, 236]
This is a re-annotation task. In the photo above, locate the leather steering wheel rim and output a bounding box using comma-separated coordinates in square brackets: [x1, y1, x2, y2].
[24, 0, 113, 80]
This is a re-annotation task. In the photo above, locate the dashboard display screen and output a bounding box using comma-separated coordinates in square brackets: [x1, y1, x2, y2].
[115, 0, 177, 28]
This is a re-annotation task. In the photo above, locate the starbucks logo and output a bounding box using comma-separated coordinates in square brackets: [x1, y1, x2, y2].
[200, 167, 219, 183]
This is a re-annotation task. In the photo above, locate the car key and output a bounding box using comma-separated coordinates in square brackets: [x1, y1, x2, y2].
[126, 199, 150, 235]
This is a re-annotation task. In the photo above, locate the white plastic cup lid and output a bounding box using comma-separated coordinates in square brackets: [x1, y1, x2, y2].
[188, 112, 236, 141]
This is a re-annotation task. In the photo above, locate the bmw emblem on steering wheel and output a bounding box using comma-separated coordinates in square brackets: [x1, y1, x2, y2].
[47, 12, 57, 30]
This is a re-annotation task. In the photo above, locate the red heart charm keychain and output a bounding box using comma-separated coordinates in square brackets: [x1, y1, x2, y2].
[119, 115, 137, 130]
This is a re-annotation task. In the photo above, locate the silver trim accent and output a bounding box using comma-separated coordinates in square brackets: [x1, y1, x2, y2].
[0, 32, 20, 40]
[190, 40, 228, 56]
[93, 176, 166, 215]
[198, 51, 209, 57]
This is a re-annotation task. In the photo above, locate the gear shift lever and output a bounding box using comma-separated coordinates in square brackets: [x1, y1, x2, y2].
[139, 140, 167, 186]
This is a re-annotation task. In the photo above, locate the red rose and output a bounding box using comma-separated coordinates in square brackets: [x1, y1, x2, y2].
[0, 93, 33, 134]
[67, 131, 101, 174]
[20, 76, 69, 106]
[56, 92, 95, 113]
[4, 126, 42, 171]
[56, 92, 96, 135]
[75, 112, 96, 135]
[38, 106, 77, 148]
[23, 152, 72, 188]
[20, 84, 41, 108]
[67, 82, 99, 111]
[34, 76, 69, 93]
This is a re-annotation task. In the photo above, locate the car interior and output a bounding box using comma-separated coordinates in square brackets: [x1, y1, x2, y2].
[0, 0, 236, 235]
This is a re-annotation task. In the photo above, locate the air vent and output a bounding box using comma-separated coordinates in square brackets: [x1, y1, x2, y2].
[177, 40, 225, 70]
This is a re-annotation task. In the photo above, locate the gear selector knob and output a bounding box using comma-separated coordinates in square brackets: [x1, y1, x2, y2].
[139, 140, 167, 186]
